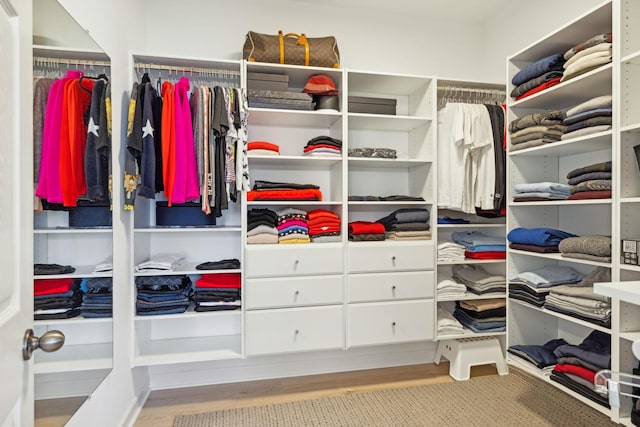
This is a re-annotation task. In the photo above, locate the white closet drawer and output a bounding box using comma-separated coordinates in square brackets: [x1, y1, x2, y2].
[348, 271, 434, 302]
[245, 275, 344, 309]
[348, 300, 434, 347]
[245, 245, 344, 278]
[348, 242, 434, 273]
[245, 306, 344, 355]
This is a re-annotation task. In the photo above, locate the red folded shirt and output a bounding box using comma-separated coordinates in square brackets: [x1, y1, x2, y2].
[515, 78, 562, 101]
[464, 251, 506, 260]
[34, 278, 75, 296]
[196, 273, 241, 289]
[247, 189, 322, 201]
[553, 363, 595, 383]
[348, 221, 385, 235]
[248, 141, 280, 153]
[307, 209, 340, 220]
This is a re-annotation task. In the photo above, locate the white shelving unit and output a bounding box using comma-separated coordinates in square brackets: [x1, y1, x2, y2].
[345, 70, 436, 348]
[129, 54, 244, 366]
[506, 0, 620, 421]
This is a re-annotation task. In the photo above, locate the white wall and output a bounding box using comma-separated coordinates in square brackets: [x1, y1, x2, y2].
[142, 0, 488, 80]
[32, 0, 98, 48]
[480, 0, 606, 83]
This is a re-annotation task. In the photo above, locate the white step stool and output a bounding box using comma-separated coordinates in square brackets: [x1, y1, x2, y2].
[434, 336, 508, 381]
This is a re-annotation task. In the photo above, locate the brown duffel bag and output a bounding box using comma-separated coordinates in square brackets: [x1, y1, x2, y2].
[243, 30, 340, 68]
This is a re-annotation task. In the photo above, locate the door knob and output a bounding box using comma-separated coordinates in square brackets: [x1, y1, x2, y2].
[22, 329, 65, 360]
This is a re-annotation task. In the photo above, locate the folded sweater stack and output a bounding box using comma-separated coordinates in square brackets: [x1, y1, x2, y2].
[452, 264, 506, 295]
[510, 53, 565, 101]
[192, 273, 241, 312]
[34, 278, 82, 320]
[512, 182, 571, 202]
[565, 159, 612, 200]
[247, 141, 280, 156]
[507, 227, 577, 253]
[451, 230, 506, 260]
[277, 208, 310, 244]
[561, 96, 612, 141]
[559, 235, 612, 263]
[561, 33, 613, 83]
[377, 208, 431, 241]
[303, 136, 342, 157]
[307, 209, 341, 243]
[247, 208, 278, 244]
[247, 180, 322, 201]
[509, 110, 566, 152]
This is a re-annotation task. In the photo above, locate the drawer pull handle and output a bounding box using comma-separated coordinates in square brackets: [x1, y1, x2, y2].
[391, 285, 396, 291]
[391, 321, 397, 327]
[294, 329, 300, 335]
[294, 259, 300, 268]
[294, 290, 300, 297]
[391, 256, 396, 266]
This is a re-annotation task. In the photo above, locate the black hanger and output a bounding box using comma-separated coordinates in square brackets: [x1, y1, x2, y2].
[142, 72, 151, 84]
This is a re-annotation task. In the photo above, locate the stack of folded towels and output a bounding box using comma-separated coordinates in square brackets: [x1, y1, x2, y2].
[307, 209, 341, 243]
[437, 241, 466, 263]
[437, 278, 468, 299]
[562, 96, 612, 141]
[277, 208, 310, 244]
[561, 33, 613, 83]
[303, 136, 342, 157]
[247, 141, 280, 156]
[247, 208, 278, 244]
[509, 110, 566, 152]
[437, 306, 464, 336]
[566, 160, 612, 200]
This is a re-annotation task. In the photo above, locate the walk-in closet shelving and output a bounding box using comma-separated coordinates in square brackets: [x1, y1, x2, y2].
[345, 71, 436, 348]
[243, 62, 347, 356]
[506, 0, 616, 418]
[130, 54, 245, 366]
[32, 45, 114, 399]
[433, 78, 507, 349]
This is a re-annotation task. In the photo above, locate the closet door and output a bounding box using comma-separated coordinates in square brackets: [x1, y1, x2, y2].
[243, 62, 346, 356]
[506, 1, 615, 418]
[130, 55, 244, 366]
[345, 70, 436, 347]
[32, 45, 114, 421]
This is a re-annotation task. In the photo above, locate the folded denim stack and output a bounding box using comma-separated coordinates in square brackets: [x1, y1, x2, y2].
[512, 182, 571, 202]
[80, 277, 113, 318]
[135, 275, 192, 316]
[34, 278, 82, 320]
[451, 230, 506, 260]
[192, 273, 241, 312]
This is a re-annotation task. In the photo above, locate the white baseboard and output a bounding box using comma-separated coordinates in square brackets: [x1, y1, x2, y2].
[148, 342, 438, 391]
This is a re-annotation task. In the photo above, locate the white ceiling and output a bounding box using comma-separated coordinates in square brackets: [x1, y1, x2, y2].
[291, 0, 511, 24]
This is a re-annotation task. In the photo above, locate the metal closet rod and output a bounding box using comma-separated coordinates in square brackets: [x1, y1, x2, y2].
[438, 85, 506, 95]
[32, 56, 111, 67]
[134, 62, 240, 76]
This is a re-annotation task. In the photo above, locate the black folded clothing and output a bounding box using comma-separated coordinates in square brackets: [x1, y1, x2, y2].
[196, 259, 241, 270]
[34, 263, 76, 275]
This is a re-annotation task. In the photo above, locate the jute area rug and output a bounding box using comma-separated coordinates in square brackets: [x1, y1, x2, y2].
[173, 367, 618, 427]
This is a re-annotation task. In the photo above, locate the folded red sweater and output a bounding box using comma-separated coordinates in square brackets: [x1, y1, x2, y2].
[248, 141, 280, 153]
[196, 273, 241, 289]
[348, 221, 385, 235]
[34, 278, 75, 296]
[515, 78, 562, 101]
[303, 144, 341, 153]
[553, 363, 595, 383]
[247, 189, 322, 201]
[307, 209, 340, 220]
[464, 251, 506, 260]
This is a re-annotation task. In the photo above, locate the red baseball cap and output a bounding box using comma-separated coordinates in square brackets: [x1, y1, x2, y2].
[303, 74, 339, 95]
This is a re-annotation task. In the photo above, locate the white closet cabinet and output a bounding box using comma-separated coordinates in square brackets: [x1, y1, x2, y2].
[345, 71, 436, 347]
[130, 55, 244, 366]
[506, 0, 616, 418]
[32, 46, 113, 400]
[243, 62, 346, 356]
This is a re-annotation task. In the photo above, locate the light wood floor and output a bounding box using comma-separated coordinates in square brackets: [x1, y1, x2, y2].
[134, 362, 498, 427]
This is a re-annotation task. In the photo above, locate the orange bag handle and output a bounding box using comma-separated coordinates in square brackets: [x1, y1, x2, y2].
[278, 30, 310, 66]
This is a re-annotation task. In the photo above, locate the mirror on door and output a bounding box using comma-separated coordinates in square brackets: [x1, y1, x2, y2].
[32, 1, 113, 425]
